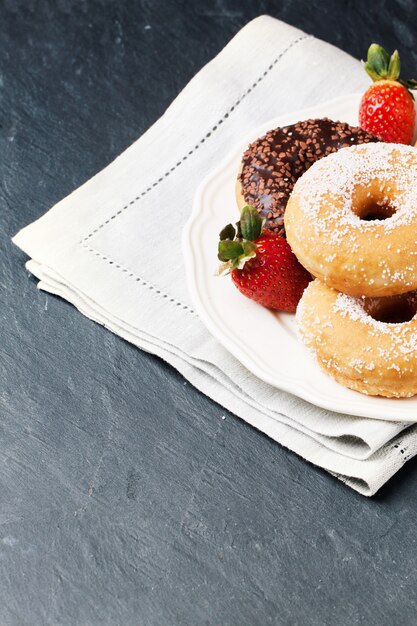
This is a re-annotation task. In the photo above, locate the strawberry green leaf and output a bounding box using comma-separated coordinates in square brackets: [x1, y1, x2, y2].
[362, 61, 379, 81]
[363, 62, 380, 82]
[219, 223, 236, 241]
[240, 205, 263, 241]
[365, 43, 390, 80]
[387, 49, 400, 81]
[218, 240, 244, 262]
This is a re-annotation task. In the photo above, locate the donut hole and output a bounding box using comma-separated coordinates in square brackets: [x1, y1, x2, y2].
[351, 183, 397, 221]
[363, 293, 417, 324]
[358, 200, 396, 221]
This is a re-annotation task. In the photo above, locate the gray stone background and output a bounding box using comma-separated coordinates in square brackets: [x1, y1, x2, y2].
[2, 1, 417, 624]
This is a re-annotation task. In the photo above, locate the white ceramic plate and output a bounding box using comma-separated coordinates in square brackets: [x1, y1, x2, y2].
[183, 93, 417, 422]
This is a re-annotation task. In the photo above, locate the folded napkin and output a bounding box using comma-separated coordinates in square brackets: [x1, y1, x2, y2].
[13, 16, 417, 496]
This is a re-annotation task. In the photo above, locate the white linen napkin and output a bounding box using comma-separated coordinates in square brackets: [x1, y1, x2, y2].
[13, 16, 417, 496]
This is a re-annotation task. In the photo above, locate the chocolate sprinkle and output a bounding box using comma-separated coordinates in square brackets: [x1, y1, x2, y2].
[238, 118, 379, 236]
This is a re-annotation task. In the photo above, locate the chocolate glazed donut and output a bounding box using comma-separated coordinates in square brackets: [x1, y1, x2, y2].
[236, 118, 379, 236]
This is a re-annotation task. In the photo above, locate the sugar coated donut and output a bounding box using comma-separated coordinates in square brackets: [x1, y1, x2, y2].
[285, 142, 417, 297]
[236, 119, 377, 236]
[297, 279, 417, 398]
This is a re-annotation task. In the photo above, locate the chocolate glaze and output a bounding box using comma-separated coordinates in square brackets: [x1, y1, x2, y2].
[239, 118, 379, 236]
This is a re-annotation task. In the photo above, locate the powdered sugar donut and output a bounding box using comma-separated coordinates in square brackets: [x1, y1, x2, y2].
[297, 279, 417, 397]
[285, 143, 417, 297]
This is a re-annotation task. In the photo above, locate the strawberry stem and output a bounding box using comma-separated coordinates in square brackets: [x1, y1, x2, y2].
[217, 205, 262, 269]
[363, 43, 416, 96]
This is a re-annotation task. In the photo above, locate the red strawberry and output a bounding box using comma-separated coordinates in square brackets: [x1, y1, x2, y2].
[359, 43, 417, 144]
[218, 206, 311, 312]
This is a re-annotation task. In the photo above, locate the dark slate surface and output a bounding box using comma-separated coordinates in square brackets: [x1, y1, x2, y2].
[2, 1, 417, 624]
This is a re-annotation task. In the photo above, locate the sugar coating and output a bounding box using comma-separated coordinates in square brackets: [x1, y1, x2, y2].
[334, 292, 417, 338]
[294, 143, 417, 237]
[333, 293, 390, 333]
[296, 282, 417, 395]
[289, 143, 417, 293]
[329, 292, 417, 372]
